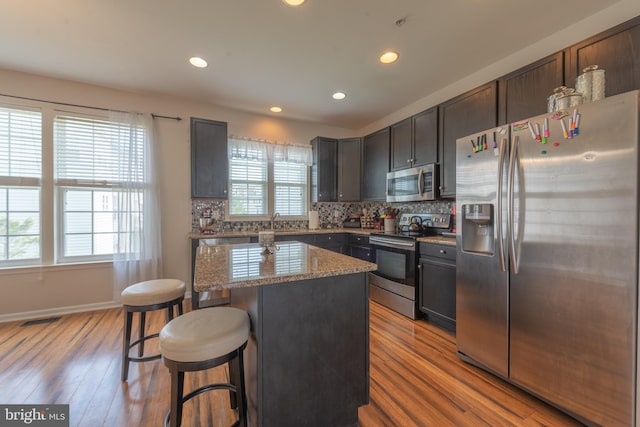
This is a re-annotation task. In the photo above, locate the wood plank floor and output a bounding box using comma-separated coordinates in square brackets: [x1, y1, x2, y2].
[0, 301, 584, 426]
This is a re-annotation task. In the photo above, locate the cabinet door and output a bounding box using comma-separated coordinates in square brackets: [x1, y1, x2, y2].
[412, 106, 438, 168]
[438, 82, 497, 197]
[191, 118, 228, 198]
[419, 256, 456, 331]
[566, 16, 640, 98]
[498, 52, 564, 125]
[338, 138, 362, 201]
[311, 137, 338, 202]
[390, 118, 413, 171]
[362, 127, 390, 201]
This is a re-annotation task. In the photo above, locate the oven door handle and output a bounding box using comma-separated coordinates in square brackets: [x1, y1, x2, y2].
[369, 236, 416, 248]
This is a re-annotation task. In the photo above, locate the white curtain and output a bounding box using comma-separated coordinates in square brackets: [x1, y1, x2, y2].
[111, 111, 162, 302]
[228, 137, 312, 165]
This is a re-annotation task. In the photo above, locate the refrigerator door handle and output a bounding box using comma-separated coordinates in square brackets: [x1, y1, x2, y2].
[507, 135, 519, 274]
[496, 137, 508, 272]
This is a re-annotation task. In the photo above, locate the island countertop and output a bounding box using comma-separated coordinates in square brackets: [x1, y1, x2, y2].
[194, 241, 377, 292]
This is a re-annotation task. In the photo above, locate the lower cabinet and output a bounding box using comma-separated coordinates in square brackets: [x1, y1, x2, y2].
[348, 234, 375, 262]
[276, 233, 348, 254]
[418, 242, 456, 332]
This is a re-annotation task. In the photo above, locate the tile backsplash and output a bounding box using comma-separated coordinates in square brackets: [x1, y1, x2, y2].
[192, 199, 454, 232]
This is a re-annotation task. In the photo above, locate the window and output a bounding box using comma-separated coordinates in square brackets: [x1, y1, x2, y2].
[54, 115, 145, 262]
[0, 106, 42, 265]
[0, 98, 157, 270]
[229, 144, 267, 216]
[228, 139, 311, 218]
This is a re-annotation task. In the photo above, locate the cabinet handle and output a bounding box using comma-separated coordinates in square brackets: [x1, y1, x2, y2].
[439, 185, 443, 190]
[417, 264, 421, 269]
[223, 189, 227, 194]
[439, 249, 446, 254]
[407, 159, 411, 163]
[339, 194, 343, 197]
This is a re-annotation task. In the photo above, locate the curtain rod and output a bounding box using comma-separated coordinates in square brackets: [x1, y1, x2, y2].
[0, 93, 182, 121]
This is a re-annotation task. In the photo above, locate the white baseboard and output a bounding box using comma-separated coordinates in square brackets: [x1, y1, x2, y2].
[0, 301, 121, 324]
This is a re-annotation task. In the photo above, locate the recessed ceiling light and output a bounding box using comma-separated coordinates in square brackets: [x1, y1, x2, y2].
[379, 51, 399, 64]
[270, 106, 283, 113]
[332, 92, 346, 100]
[189, 57, 208, 68]
[282, 0, 305, 5]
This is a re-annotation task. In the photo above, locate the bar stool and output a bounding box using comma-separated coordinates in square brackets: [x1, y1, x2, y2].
[159, 307, 250, 427]
[120, 278, 186, 382]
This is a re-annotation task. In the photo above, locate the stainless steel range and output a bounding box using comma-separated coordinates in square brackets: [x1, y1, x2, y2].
[369, 213, 452, 319]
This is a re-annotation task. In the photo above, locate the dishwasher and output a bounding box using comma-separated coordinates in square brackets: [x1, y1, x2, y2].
[191, 237, 251, 309]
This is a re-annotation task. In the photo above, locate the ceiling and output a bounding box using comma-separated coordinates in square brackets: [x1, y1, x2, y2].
[0, 1, 621, 129]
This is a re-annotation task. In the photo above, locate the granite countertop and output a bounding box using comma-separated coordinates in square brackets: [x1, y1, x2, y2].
[188, 228, 374, 239]
[194, 241, 377, 292]
[417, 235, 457, 247]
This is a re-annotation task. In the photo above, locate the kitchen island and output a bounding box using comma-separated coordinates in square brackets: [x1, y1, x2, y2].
[194, 241, 377, 427]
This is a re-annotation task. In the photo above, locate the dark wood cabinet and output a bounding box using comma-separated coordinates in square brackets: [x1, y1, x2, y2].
[390, 107, 438, 171]
[412, 106, 438, 168]
[566, 16, 640, 98]
[438, 82, 497, 197]
[418, 242, 456, 332]
[362, 127, 390, 201]
[191, 118, 228, 198]
[275, 233, 347, 254]
[338, 137, 362, 201]
[311, 137, 338, 202]
[349, 234, 374, 262]
[315, 233, 348, 254]
[498, 52, 564, 125]
[390, 118, 413, 171]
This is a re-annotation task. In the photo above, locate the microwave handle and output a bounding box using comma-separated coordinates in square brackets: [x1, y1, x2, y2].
[417, 168, 423, 195]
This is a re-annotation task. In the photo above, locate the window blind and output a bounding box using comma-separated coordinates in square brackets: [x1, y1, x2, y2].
[274, 161, 307, 216]
[229, 152, 268, 216]
[54, 114, 145, 260]
[0, 107, 42, 181]
[0, 106, 42, 263]
[54, 115, 144, 186]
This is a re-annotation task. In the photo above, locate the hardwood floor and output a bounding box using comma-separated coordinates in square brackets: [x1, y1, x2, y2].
[0, 301, 584, 426]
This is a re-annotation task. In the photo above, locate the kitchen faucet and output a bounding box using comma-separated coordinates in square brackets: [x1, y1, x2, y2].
[270, 212, 280, 230]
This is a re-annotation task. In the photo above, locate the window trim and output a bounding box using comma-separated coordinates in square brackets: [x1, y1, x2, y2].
[0, 96, 152, 268]
[227, 153, 310, 222]
[226, 166, 310, 221]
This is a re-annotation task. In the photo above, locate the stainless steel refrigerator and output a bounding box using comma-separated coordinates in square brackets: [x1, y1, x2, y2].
[456, 90, 639, 426]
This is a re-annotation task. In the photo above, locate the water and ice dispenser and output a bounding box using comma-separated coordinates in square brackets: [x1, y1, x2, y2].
[461, 203, 494, 255]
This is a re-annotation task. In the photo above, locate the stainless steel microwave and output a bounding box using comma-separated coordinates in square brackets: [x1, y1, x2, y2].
[386, 164, 438, 202]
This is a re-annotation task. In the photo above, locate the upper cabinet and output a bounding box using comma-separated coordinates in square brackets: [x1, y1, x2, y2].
[362, 127, 390, 201]
[498, 52, 565, 125]
[412, 107, 438, 168]
[390, 107, 438, 171]
[311, 137, 338, 202]
[337, 138, 362, 201]
[438, 82, 497, 198]
[390, 118, 412, 170]
[566, 16, 640, 98]
[311, 137, 361, 202]
[191, 117, 228, 199]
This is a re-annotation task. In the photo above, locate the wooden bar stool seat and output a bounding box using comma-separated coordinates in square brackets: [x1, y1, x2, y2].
[121, 278, 185, 381]
[159, 307, 250, 427]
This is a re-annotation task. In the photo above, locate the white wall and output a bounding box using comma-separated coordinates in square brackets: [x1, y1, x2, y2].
[0, 69, 354, 321]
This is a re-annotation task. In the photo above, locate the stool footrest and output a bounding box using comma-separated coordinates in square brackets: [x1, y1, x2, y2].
[128, 354, 162, 363]
[129, 333, 159, 350]
[163, 381, 238, 427]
